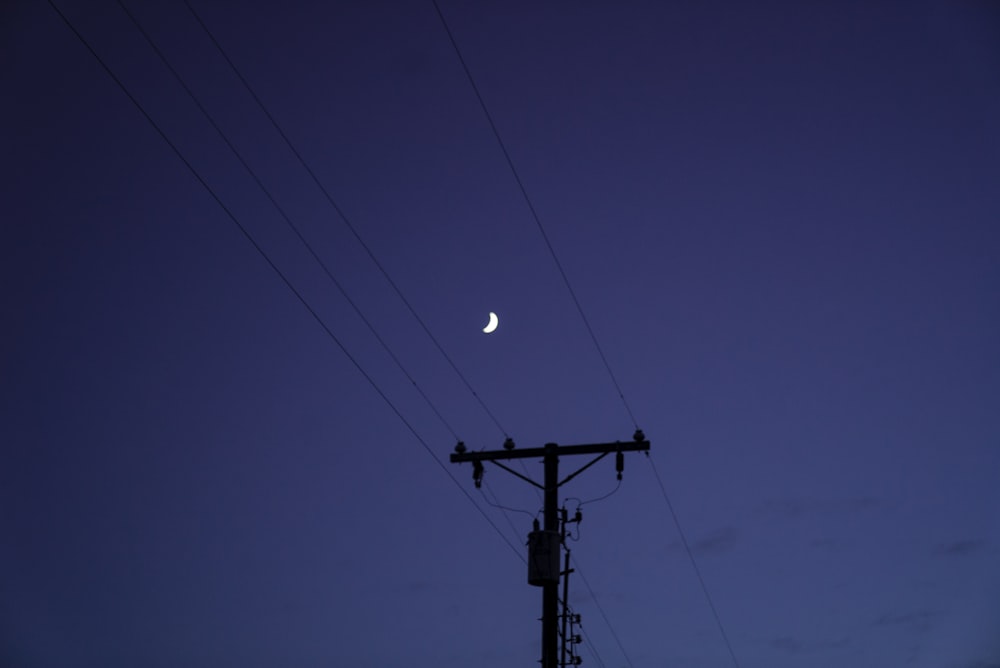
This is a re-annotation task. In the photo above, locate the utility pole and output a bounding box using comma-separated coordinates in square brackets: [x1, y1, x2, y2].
[451, 430, 650, 668]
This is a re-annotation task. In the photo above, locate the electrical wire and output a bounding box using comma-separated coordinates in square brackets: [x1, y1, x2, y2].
[430, 0, 640, 431]
[181, 0, 511, 441]
[647, 453, 743, 668]
[560, 597, 607, 668]
[563, 484, 623, 543]
[566, 478, 622, 510]
[45, 0, 523, 564]
[116, 0, 462, 445]
[577, 623, 608, 668]
[481, 480, 535, 560]
[480, 484, 536, 521]
[573, 556, 635, 668]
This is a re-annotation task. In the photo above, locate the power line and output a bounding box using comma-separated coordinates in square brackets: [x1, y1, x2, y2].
[181, 0, 511, 441]
[116, 0, 462, 444]
[573, 556, 635, 668]
[567, 479, 623, 509]
[45, 0, 522, 563]
[576, 622, 608, 668]
[560, 595, 607, 668]
[481, 481, 535, 560]
[647, 454, 743, 668]
[430, 0, 640, 431]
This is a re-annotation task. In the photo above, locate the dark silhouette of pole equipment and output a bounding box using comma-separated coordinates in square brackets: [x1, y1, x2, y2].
[451, 430, 650, 668]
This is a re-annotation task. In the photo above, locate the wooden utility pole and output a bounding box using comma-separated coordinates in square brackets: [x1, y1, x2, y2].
[450, 431, 650, 668]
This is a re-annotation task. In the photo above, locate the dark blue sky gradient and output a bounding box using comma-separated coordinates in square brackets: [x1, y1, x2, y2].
[3, 2, 999, 667]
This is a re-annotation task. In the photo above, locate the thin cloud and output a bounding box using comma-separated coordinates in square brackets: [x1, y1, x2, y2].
[759, 496, 882, 519]
[771, 637, 802, 652]
[691, 525, 740, 556]
[770, 635, 850, 654]
[874, 609, 942, 634]
[934, 539, 989, 557]
[398, 580, 433, 593]
[808, 537, 838, 550]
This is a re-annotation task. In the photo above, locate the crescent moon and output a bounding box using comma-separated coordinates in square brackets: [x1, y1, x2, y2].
[483, 312, 499, 334]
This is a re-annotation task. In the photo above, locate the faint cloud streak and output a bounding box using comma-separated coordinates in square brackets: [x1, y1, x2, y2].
[759, 496, 882, 519]
[770, 635, 850, 654]
[691, 525, 739, 556]
[874, 609, 942, 634]
[934, 539, 989, 557]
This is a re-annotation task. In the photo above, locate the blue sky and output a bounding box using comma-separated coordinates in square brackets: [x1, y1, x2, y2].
[3, 1, 999, 667]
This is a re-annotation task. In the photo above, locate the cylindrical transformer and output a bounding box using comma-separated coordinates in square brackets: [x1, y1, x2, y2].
[527, 529, 560, 586]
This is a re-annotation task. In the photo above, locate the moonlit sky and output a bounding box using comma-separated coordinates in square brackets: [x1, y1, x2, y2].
[3, 2, 999, 667]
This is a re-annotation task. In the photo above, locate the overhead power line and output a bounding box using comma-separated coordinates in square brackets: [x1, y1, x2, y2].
[46, 0, 522, 562]
[577, 623, 608, 668]
[647, 454, 743, 668]
[181, 0, 511, 441]
[430, 0, 640, 431]
[573, 557, 634, 668]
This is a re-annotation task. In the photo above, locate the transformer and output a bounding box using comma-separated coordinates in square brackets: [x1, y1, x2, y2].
[527, 528, 560, 586]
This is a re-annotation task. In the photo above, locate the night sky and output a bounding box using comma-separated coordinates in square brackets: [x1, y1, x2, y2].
[3, 1, 999, 667]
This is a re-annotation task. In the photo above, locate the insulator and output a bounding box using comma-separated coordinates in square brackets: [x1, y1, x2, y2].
[473, 460, 484, 488]
[572, 656, 582, 665]
[633, 428, 645, 442]
[616, 451, 624, 481]
[572, 635, 582, 644]
[454, 441, 466, 454]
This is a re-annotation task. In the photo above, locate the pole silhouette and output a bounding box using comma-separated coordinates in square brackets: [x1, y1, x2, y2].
[451, 431, 650, 667]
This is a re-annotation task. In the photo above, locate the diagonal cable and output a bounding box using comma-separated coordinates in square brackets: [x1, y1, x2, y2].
[430, 0, 639, 430]
[573, 556, 635, 668]
[181, 0, 510, 441]
[561, 596, 608, 668]
[648, 454, 743, 668]
[578, 624, 608, 668]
